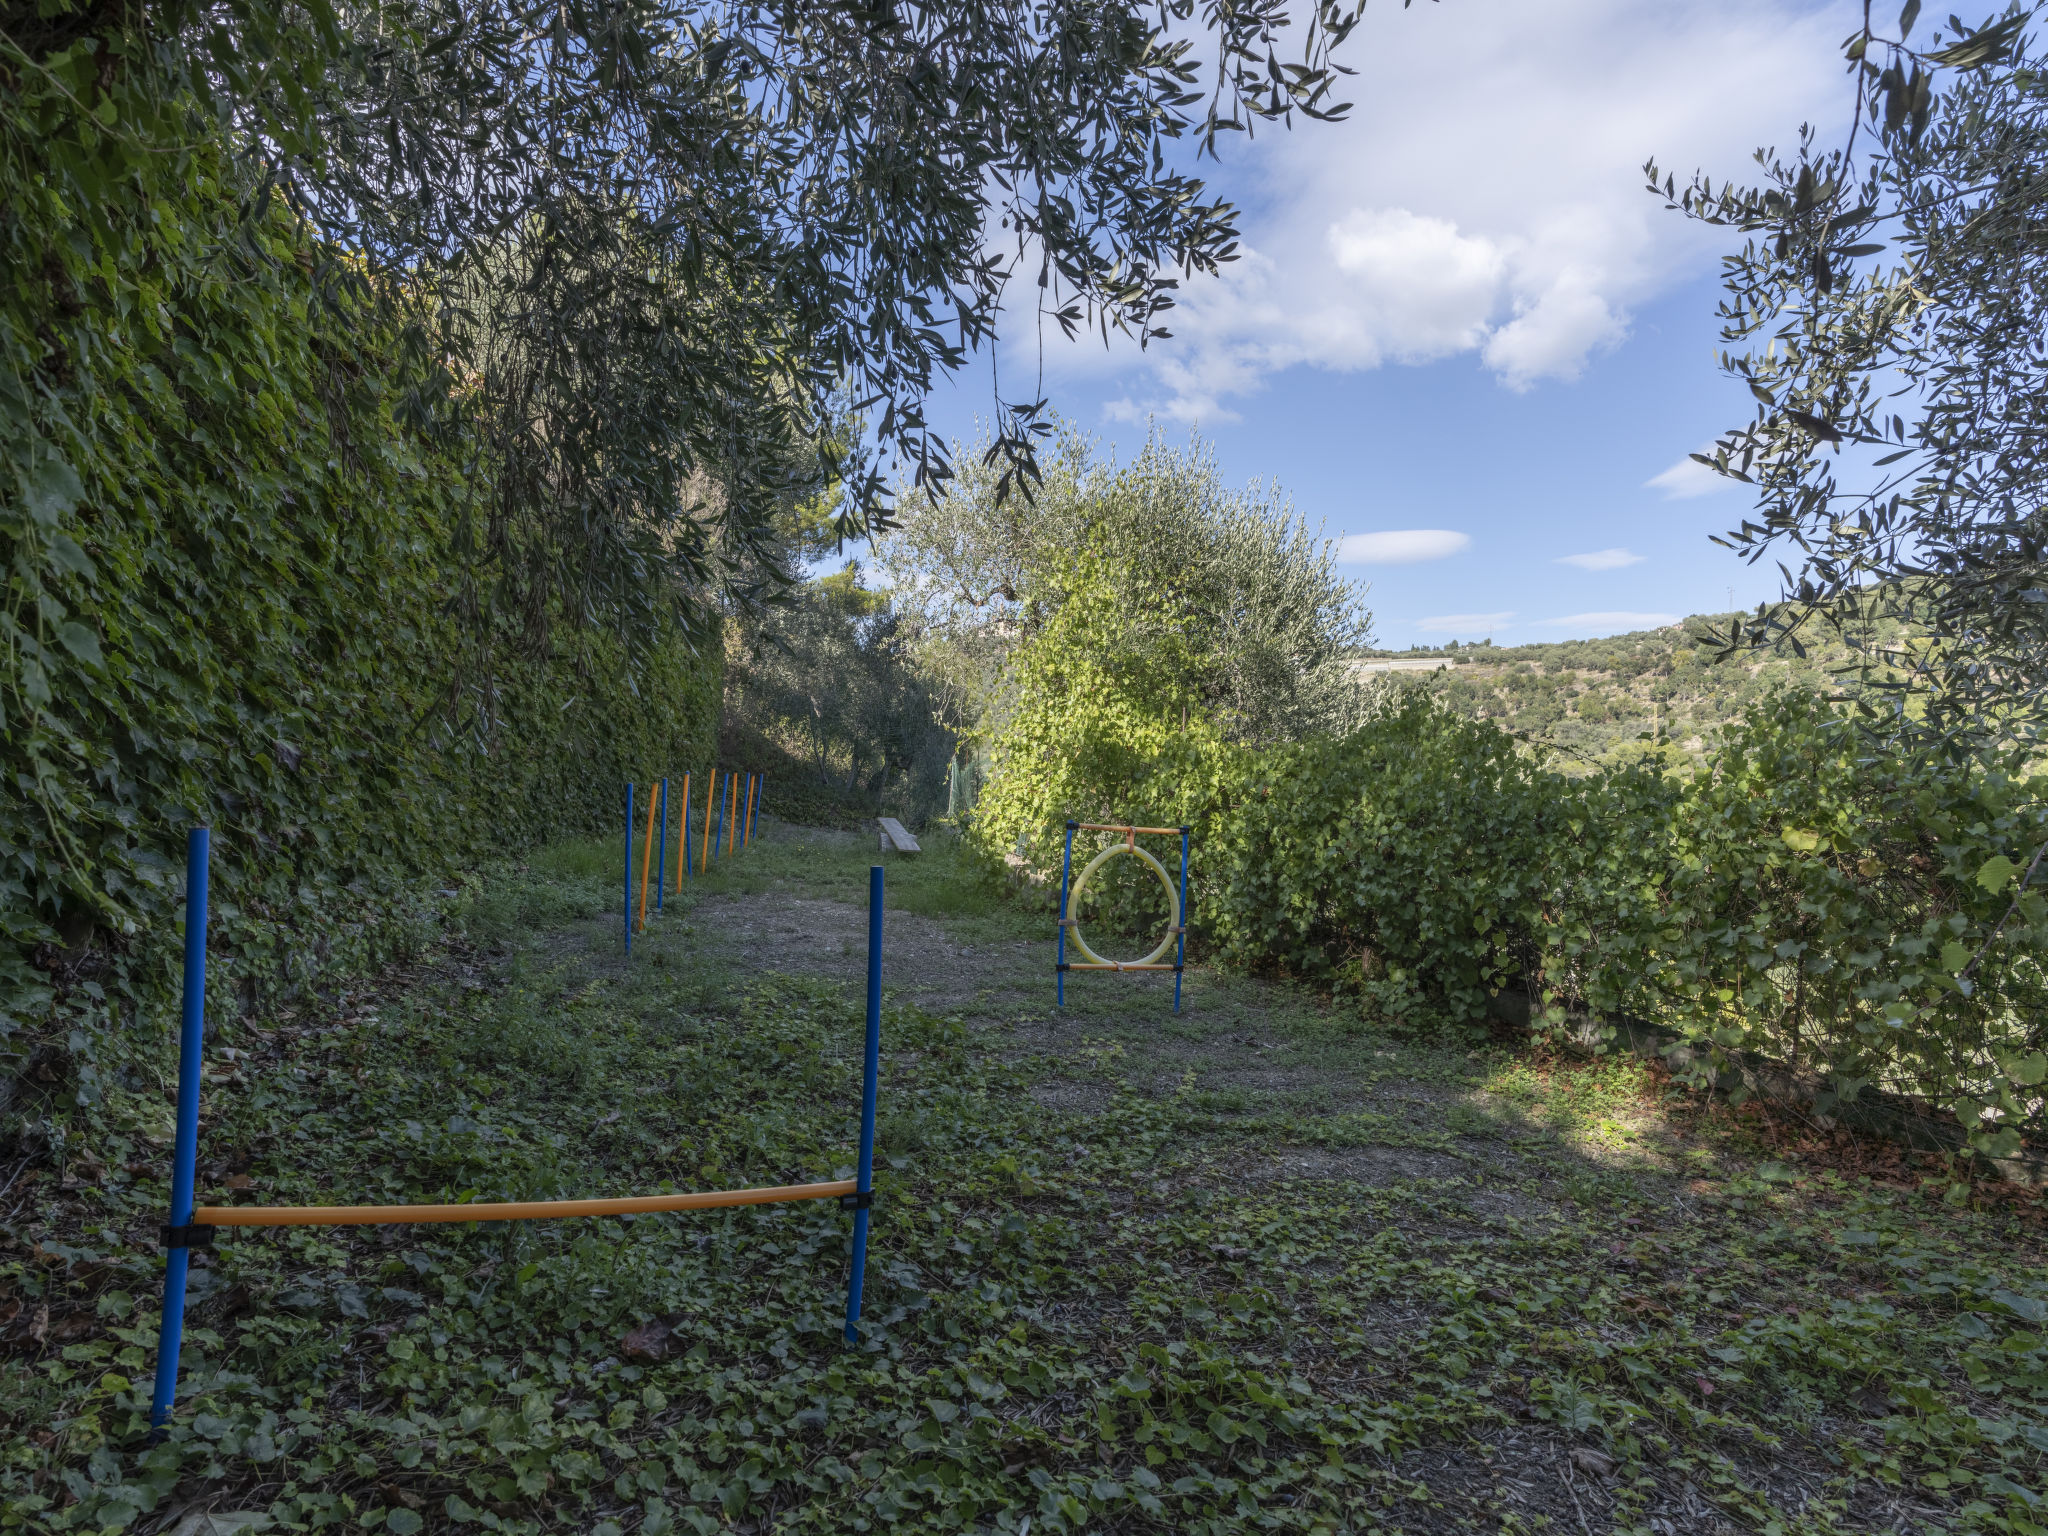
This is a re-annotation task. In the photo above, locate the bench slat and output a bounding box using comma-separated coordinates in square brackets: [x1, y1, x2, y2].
[877, 816, 921, 854]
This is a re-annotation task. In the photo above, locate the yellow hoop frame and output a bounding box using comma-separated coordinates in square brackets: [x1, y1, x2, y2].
[1066, 841, 1181, 969]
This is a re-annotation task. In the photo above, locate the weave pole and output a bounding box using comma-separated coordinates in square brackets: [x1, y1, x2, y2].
[656, 778, 668, 912]
[680, 773, 692, 878]
[844, 865, 883, 1343]
[726, 771, 737, 859]
[701, 770, 713, 871]
[624, 782, 634, 957]
[751, 774, 765, 840]
[150, 827, 210, 1433]
[745, 773, 760, 848]
[1174, 826, 1191, 1014]
[1055, 820, 1076, 1008]
[712, 772, 727, 862]
[636, 783, 659, 932]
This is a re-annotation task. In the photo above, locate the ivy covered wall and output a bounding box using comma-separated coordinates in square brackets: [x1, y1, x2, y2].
[0, 52, 721, 1145]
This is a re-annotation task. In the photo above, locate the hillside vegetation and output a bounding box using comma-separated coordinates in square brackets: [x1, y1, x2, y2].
[1358, 616, 1903, 767]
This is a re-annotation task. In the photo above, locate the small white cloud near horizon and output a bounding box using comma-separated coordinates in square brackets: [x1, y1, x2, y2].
[1556, 547, 1645, 571]
[1535, 610, 1679, 633]
[1417, 611, 1515, 635]
[1646, 451, 1735, 500]
[1338, 529, 1471, 565]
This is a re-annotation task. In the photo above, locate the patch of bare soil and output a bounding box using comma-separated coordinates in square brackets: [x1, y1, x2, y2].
[1247, 1146, 1471, 1186]
[690, 890, 1041, 1013]
[1028, 1080, 1116, 1114]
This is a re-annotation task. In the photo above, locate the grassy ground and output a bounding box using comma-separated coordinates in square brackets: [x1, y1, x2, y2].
[3, 820, 2045, 1535]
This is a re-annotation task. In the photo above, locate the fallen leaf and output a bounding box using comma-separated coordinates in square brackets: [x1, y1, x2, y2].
[1570, 1446, 1615, 1477]
[622, 1319, 673, 1361]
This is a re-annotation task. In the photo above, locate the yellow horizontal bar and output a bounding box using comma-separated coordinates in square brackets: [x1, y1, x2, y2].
[1065, 963, 1179, 972]
[193, 1179, 857, 1228]
[1075, 823, 1182, 836]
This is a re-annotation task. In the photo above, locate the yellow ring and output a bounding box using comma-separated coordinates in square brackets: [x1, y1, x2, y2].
[1068, 842, 1180, 969]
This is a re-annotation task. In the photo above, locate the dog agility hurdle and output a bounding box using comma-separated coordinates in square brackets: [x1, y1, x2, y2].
[149, 830, 881, 1432]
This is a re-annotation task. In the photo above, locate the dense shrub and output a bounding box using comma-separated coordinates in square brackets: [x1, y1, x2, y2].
[1204, 694, 1637, 1023]
[1587, 693, 2048, 1157]
[1, 68, 720, 1151]
[979, 663, 2048, 1158]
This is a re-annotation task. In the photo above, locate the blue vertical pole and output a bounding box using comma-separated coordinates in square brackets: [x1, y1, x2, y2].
[656, 778, 668, 912]
[150, 826, 210, 1433]
[1057, 821, 1076, 1008]
[682, 777, 693, 879]
[624, 782, 634, 958]
[844, 865, 883, 1344]
[1174, 826, 1191, 1015]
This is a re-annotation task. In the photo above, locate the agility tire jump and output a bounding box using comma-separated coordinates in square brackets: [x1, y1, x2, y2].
[1056, 820, 1193, 1013]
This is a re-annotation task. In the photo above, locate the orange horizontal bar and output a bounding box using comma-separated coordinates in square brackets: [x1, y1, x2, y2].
[1075, 824, 1183, 837]
[1065, 963, 1179, 972]
[193, 1179, 856, 1228]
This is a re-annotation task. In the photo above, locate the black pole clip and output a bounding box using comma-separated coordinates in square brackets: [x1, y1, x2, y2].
[839, 1189, 874, 1211]
[159, 1224, 215, 1250]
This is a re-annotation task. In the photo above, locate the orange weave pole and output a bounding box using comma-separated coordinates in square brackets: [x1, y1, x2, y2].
[192, 1179, 857, 1228]
[744, 774, 759, 848]
[1075, 823, 1182, 837]
[636, 784, 658, 930]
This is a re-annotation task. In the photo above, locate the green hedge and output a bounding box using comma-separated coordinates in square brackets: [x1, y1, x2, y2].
[972, 566, 2048, 1161]
[1, 60, 720, 1149]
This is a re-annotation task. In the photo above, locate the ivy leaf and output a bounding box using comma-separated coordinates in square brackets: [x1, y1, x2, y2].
[1941, 940, 1969, 973]
[1780, 827, 1822, 851]
[46, 533, 97, 579]
[56, 621, 102, 666]
[25, 455, 84, 527]
[1991, 1289, 2047, 1324]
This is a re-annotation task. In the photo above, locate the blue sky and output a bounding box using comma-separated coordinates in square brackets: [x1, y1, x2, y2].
[888, 0, 1863, 649]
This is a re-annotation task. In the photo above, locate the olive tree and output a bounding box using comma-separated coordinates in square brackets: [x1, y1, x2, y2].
[1651, 5, 2047, 752]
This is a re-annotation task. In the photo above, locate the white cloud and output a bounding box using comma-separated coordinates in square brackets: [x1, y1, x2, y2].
[1534, 611, 1679, 633]
[1418, 611, 1515, 634]
[1057, 0, 1844, 419]
[1646, 452, 1736, 499]
[1338, 529, 1471, 565]
[1556, 547, 1646, 571]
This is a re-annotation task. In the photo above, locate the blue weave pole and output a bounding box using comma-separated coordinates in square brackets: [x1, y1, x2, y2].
[656, 778, 668, 911]
[150, 826, 210, 1433]
[844, 866, 883, 1344]
[624, 782, 634, 957]
[1056, 820, 1076, 1008]
[1174, 826, 1191, 1014]
[682, 777, 693, 879]
[713, 773, 726, 861]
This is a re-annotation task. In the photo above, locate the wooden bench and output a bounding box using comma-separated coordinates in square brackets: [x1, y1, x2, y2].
[877, 817, 921, 855]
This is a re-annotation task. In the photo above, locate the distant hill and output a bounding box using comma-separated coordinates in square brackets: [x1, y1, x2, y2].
[1355, 613, 1897, 769]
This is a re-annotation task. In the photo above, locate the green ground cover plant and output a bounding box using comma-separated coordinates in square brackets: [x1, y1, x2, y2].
[4, 830, 2043, 1534]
